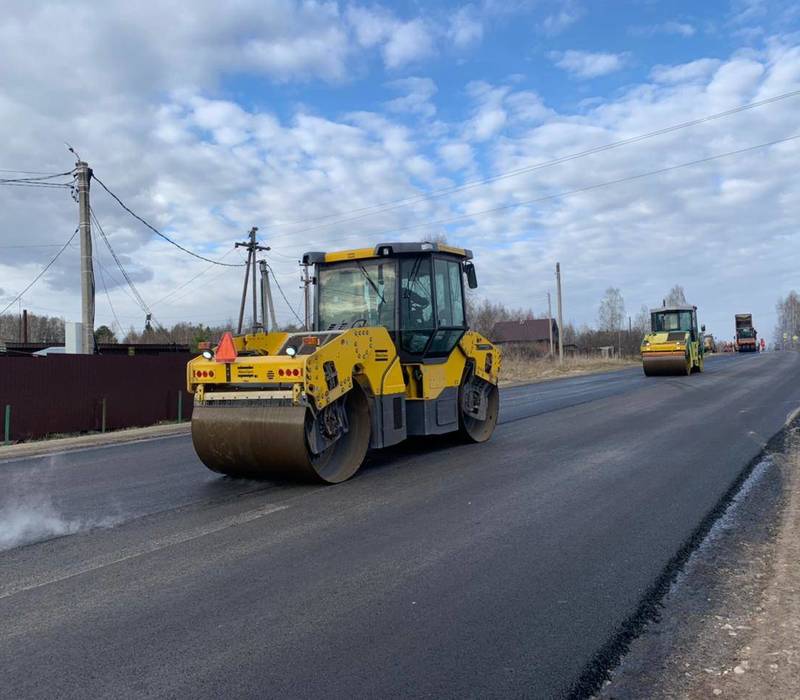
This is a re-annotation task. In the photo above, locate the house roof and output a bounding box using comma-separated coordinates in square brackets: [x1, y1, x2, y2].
[491, 318, 556, 343]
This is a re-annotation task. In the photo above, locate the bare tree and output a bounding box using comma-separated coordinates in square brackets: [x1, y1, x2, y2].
[775, 290, 800, 349]
[665, 285, 688, 306]
[597, 287, 625, 331]
[633, 304, 650, 334]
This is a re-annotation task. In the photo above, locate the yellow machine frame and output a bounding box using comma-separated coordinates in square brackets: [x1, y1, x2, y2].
[187, 242, 501, 482]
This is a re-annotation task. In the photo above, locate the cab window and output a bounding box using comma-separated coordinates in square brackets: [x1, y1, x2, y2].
[399, 257, 434, 353]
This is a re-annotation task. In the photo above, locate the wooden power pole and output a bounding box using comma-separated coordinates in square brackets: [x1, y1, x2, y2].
[556, 263, 564, 366]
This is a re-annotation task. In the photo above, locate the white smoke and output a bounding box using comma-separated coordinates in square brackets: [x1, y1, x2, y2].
[0, 457, 121, 551]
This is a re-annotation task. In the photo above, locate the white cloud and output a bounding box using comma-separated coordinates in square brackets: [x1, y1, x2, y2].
[448, 5, 484, 47]
[651, 58, 721, 83]
[385, 77, 438, 118]
[662, 21, 696, 37]
[550, 50, 629, 79]
[633, 21, 697, 38]
[540, 1, 584, 35]
[384, 19, 435, 68]
[438, 142, 475, 171]
[464, 82, 510, 141]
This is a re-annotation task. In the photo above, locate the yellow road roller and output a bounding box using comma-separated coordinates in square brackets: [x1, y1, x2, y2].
[187, 242, 501, 483]
[641, 304, 705, 376]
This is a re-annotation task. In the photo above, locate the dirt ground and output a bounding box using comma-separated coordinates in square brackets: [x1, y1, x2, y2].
[499, 355, 638, 386]
[597, 425, 800, 699]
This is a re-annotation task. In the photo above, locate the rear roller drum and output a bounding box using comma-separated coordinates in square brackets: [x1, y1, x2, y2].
[191, 388, 371, 484]
[642, 352, 691, 376]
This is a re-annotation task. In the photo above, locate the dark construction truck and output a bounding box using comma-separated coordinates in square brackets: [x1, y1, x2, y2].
[735, 313, 758, 352]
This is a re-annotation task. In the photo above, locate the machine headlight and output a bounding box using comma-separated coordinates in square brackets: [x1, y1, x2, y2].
[286, 346, 297, 357]
[202, 350, 213, 360]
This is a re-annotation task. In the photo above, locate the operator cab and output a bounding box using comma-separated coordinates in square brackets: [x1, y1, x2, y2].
[650, 305, 702, 342]
[303, 242, 478, 361]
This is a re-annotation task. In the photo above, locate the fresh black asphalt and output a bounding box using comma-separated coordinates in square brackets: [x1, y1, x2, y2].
[1, 352, 798, 698]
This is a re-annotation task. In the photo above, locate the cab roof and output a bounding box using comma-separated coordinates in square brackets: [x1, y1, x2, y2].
[302, 242, 472, 265]
[650, 305, 697, 313]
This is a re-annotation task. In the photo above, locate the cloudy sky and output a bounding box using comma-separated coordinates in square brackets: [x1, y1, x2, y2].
[1, 0, 799, 341]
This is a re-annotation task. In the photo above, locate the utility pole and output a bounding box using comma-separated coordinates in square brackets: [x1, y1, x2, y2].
[75, 160, 95, 354]
[556, 263, 564, 366]
[21, 309, 28, 344]
[235, 227, 269, 334]
[547, 292, 554, 358]
[259, 260, 278, 332]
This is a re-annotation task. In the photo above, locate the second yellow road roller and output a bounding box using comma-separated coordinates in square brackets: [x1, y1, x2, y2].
[641, 304, 705, 376]
[187, 242, 501, 483]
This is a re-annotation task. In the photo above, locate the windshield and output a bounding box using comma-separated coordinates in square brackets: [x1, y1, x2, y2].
[651, 311, 693, 333]
[317, 260, 396, 331]
[738, 328, 755, 338]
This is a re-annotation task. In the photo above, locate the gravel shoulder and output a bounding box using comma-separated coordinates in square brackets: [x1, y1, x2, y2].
[598, 423, 800, 699]
[0, 422, 191, 461]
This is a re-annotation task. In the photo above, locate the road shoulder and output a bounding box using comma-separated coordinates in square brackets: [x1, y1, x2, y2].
[0, 422, 191, 462]
[597, 424, 800, 699]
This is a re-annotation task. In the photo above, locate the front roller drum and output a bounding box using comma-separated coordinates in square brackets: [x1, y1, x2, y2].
[642, 352, 691, 376]
[191, 390, 371, 483]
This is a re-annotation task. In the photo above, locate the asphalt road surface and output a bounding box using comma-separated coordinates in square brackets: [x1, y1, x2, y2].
[2, 352, 799, 699]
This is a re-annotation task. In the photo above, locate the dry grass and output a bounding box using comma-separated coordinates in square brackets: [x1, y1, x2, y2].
[499, 355, 640, 386]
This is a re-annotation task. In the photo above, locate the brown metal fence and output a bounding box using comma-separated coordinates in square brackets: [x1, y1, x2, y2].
[0, 354, 193, 442]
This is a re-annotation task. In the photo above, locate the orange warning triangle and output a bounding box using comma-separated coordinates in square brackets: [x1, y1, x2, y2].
[215, 331, 238, 362]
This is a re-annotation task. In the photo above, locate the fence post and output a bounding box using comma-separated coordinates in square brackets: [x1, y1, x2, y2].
[101, 397, 107, 433]
[3, 405, 10, 445]
[177, 391, 183, 424]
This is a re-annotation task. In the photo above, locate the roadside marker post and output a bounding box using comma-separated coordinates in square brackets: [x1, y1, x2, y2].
[177, 392, 183, 424]
[3, 405, 10, 445]
[101, 397, 107, 433]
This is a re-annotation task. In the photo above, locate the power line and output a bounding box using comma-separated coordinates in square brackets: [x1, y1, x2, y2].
[0, 243, 70, 249]
[0, 171, 72, 183]
[151, 246, 240, 308]
[261, 88, 800, 239]
[268, 265, 304, 326]
[89, 208, 163, 329]
[287, 132, 800, 247]
[92, 174, 245, 267]
[0, 168, 67, 175]
[0, 228, 79, 316]
[92, 229, 123, 334]
[0, 181, 72, 189]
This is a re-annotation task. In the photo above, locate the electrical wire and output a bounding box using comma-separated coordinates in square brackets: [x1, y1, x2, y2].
[89, 208, 163, 330]
[92, 229, 123, 334]
[261, 88, 800, 238]
[151, 246, 240, 308]
[0, 181, 72, 189]
[0, 243, 68, 249]
[0, 168, 68, 175]
[92, 174, 245, 267]
[0, 228, 79, 316]
[0, 171, 72, 183]
[284, 132, 800, 247]
[268, 265, 304, 326]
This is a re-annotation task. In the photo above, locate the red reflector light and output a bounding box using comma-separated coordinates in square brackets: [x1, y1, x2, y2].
[292, 368, 300, 377]
[201, 370, 208, 377]
[278, 368, 285, 376]
[209, 370, 214, 378]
